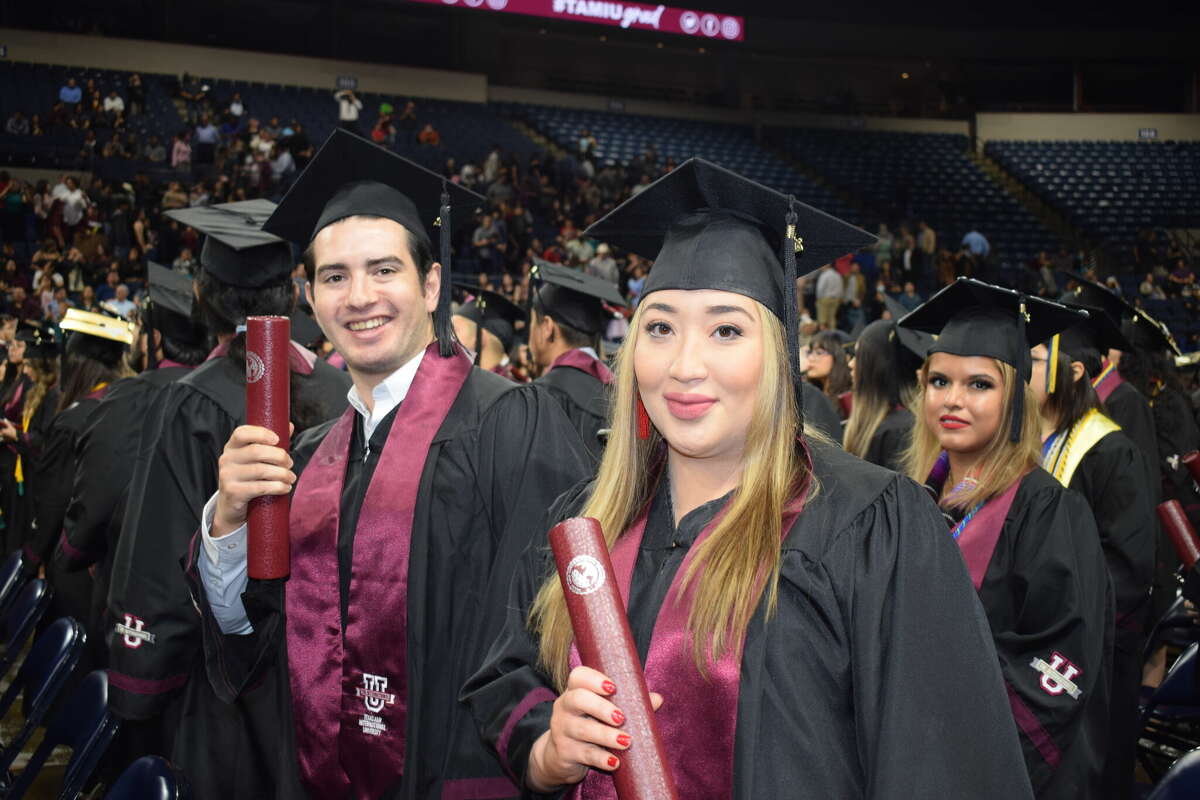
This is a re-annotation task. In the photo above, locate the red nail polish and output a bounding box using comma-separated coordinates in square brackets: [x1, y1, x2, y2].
[607, 756, 619, 769]
[601, 680, 617, 695]
[616, 734, 631, 747]
[611, 709, 625, 725]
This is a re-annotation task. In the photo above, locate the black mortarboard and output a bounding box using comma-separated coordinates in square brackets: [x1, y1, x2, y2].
[263, 130, 485, 357]
[1124, 309, 1181, 356]
[290, 310, 325, 349]
[584, 158, 874, 430]
[165, 200, 294, 289]
[881, 295, 934, 370]
[1058, 270, 1131, 324]
[15, 322, 59, 360]
[453, 284, 524, 357]
[145, 262, 206, 359]
[60, 308, 134, 368]
[1055, 300, 1131, 357]
[530, 259, 625, 336]
[899, 277, 1087, 441]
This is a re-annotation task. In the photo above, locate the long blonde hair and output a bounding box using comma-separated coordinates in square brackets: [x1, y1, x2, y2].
[530, 299, 808, 688]
[902, 358, 1041, 511]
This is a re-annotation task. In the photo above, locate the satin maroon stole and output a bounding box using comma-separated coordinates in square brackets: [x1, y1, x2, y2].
[549, 349, 613, 385]
[1091, 360, 1124, 403]
[285, 343, 471, 798]
[955, 478, 1024, 591]
[568, 495, 804, 799]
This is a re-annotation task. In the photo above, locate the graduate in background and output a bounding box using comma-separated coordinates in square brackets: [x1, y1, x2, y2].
[466, 160, 1033, 799]
[452, 284, 524, 380]
[900, 278, 1112, 799]
[186, 130, 589, 799]
[1027, 307, 1155, 800]
[528, 259, 626, 463]
[107, 199, 352, 783]
[0, 323, 61, 560]
[31, 309, 135, 668]
[842, 296, 931, 471]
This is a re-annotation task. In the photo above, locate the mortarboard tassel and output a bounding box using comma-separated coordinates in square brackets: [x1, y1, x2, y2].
[783, 198, 804, 436]
[1011, 295, 1029, 442]
[473, 294, 484, 367]
[144, 302, 159, 372]
[435, 186, 454, 357]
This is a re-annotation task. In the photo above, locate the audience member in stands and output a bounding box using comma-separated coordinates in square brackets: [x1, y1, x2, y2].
[898, 280, 922, 312]
[334, 88, 362, 135]
[143, 135, 167, 163]
[396, 100, 417, 132]
[193, 114, 220, 168]
[103, 89, 125, 118]
[126, 73, 145, 116]
[160, 181, 188, 210]
[916, 220, 936, 286]
[1140, 272, 1166, 300]
[586, 243, 618, 284]
[961, 228, 990, 259]
[874, 223, 893, 278]
[59, 77, 82, 105]
[5, 111, 30, 136]
[1167, 258, 1194, 296]
[179, 74, 209, 123]
[228, 92, 245, 119]
[59, 177, 89, 239]
[418, 122, 441, 147]
[105, 283, 136, 317]
[815, 262, 843, 331]
[843, 260, 866, 330]
[95, 268, 120, 303]
[171, 130, 192, 170]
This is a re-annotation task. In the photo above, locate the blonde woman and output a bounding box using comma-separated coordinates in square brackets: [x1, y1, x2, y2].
[465, 161, 1032, 799]
[900, 278, 1112, 800]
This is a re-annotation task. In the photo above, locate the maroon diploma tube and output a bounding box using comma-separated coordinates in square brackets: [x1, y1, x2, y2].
[1183, 451, 1200, 486]
[245, 315, 291, 579]
[549, 517, 678, 800]
[1157, 500, 1200, 571]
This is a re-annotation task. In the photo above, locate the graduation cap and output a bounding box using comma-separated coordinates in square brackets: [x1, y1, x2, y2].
[453, 283, 524, 359]
[145, 262, 206, 361]
[15, 321, 59, 360]
[263, 130, 485, 357]
[899, 277, 1087, 441]
[1124, 308, 1181, 357]
[882, 295, 934, 367]
[1058, 270, 1131, 326]
[1039, 300, 1131, 394]
[165, 200, 294, 289]
[584, 158, 875, 430]
[60, 308, 135, 368]
[530, 258, 625, 337]
[290, 309, 325, 350]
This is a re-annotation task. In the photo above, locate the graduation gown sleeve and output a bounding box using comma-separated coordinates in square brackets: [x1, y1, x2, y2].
[982, 470, 1111, 798]
[862, 407, 913, 472]
[1103, 382, 1159, 497]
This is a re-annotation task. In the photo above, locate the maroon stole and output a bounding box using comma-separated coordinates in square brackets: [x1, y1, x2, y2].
[1091, 361, 1123, 403]
[549, 349, 613, 385]
[954, 476, 1025, 591]
[568, 492, 805, 799]
[285, 343, 471, 798]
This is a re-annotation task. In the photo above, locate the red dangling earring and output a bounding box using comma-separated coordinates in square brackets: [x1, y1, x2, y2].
[636, 396, 651, 440]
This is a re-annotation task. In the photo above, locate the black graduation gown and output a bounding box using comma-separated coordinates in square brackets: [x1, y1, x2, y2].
[53, 366, 193, 660]
[107, 354, 350, 726]
[1062, 430, 1154, 800]
[464, 441, 1035, 799]
[536, 363, 608, 464]
[969, 468, 1112, 800]
[1149, 386, 1200, 619]
[0, 374, 31, 555]
[181, 368, 591, 800]
[8, 386, 61, 566]
[801, 381, 843, 444]
[29, 388, 111, 670]
[862, 406, 913, 472]
[1103, 381, 1159, 495]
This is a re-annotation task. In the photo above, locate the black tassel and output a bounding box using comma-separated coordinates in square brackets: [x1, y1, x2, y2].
[144, 307, 158, 372]
[473, 294, 484, 367]
[435, 186, 454, 357]
[784, 197, 804, 436]
[1011, 294, 1028, 442]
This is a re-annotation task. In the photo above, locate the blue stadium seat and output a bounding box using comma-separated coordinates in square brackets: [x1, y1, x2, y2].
[0, 552, 26, 616]
[0, 579, 53, 679]
[105, 756, 189, 800]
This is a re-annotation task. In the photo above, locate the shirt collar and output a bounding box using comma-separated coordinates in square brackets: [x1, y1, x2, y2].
[346, 347, 425, 442]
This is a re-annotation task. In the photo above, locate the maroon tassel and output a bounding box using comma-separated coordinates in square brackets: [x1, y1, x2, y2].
[637, 396, 651, 440]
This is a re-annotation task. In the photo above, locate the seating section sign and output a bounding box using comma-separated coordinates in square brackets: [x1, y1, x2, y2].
[412, 0, 745, 42]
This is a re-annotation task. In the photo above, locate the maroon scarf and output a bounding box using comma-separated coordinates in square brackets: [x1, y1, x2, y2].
[1091, 360, 1124, 403]
[954, 476, 1025, 590]
[285, 343, 471, 798]
[569, 490, 805, 799]
[549, 349, 613, 385]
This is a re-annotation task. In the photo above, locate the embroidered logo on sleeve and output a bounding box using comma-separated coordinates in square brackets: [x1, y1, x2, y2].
[115, 614, 156, 649]
[356, 672, 396, 736]
[1030, 652, 1082, 699]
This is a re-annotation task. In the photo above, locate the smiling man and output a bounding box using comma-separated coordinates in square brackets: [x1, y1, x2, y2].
[184, 131, 589, 800]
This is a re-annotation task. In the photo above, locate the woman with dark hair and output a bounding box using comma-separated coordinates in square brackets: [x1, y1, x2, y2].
[901, 279, 1112, 799]
[466, 162, 1033, 799]
[802, 329, 852, 419]
[843, 313, 927, 471]
[0, 324, 60, 557]
[1028, 308, 1155, 800]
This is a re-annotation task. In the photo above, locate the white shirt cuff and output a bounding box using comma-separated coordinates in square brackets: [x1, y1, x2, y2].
[201, 492, 248, 566]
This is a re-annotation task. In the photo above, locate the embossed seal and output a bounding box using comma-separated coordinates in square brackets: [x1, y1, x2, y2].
[565, 554, 606, 595]
[246, 351, 266, 384]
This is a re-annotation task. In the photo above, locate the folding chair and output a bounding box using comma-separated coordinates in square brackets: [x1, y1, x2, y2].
[1147, 747, 1200, 799]
[0, 551, 26, 615]
[0, 617, 86, 784]
[104, 755, 189, 800]
[1139, 643, 1200, 782]
[6, 670, 119, 799]
[0, 579, 52, 679]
